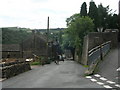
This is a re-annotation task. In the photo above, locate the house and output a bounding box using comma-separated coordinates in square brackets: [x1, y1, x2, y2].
[1, 44, 21, 59]
[1, 30, 58, 61]
[21, 32, 53, 59]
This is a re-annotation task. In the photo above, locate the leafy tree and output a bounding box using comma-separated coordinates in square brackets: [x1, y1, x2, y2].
[97, 4, 107, 28]
[66, 13, 80, 27]
[80, 2, 87, 16]
[106, 14, 119, 29]
[97, 4, 119, 30]
[64, 16, 94, 60]
[88, 0, 98, 31]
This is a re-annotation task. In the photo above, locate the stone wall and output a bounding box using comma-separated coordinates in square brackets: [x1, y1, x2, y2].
[0, 61, 31, 79]
[81, 32, 118, 65]
[88, 32, 118, 50]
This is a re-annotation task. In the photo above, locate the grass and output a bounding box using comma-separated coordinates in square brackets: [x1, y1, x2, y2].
[83, 65, 89, 68]
[30, 61, 41, 65]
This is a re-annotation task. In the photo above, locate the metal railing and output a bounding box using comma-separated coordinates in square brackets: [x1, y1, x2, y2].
[88, 41, 111, 65]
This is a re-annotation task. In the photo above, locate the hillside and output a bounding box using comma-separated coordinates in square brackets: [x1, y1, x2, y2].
[1, 27, 32, 44]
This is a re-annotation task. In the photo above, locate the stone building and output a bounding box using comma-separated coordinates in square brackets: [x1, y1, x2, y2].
[1, 44, 21, 59]
[21, 32, 53, 59]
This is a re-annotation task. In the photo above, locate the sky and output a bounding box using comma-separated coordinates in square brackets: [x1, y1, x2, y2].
[0, 0, 119, 29]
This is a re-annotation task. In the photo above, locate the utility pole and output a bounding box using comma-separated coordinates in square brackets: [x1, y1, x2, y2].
[21, 39, 23, 58]
[46, 16, 49, 61]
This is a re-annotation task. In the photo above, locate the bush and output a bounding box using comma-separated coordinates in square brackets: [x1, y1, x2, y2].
[44, 57, 52, 64]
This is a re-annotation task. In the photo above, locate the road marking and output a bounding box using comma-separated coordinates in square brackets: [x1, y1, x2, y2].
[96, 82, 104, 85]
[0, 78, 6, 82]
[103, 85, 113, 88]
[115, 77, 120, 79]
[116, 67, 120, 71]
[85, 74, 119, 88]
[86, 76, 92, 79]
[90, 79, 97, 82]
[94, 74, 101, 77]
[115, 84, 120, 88]
[100, 77, 107, 81]
[106, 81, 116, 84]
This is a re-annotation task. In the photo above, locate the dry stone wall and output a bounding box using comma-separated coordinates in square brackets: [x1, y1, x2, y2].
[0, 61, 31, 79]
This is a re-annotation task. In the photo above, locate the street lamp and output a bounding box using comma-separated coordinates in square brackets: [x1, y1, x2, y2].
[97, 27, 103, 60]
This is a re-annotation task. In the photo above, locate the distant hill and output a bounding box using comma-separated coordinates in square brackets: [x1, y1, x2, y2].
[32, 28, 66, 34]
[1, 27, 31, 31]
[1, 27, 32, 44]
[1, 27, 66, 44]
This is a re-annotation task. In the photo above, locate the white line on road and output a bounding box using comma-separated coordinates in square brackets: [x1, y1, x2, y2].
[100, 77, 107, 81]
[96, 82, 104, 85]
[115, 84, 120, 88]
[90, 79, 97, 82]
[103, 85, 113, 88]
[94, 74, 101, 77]
[116, 67, 120, 71]
[106, 81, 116, 84]
[86, 76, 92, 79]
[0, 78, 6, 82]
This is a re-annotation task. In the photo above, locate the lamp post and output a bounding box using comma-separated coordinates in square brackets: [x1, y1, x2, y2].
[97, 27, 103, 60]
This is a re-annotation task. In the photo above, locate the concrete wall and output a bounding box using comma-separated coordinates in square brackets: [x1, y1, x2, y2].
[81, 35, 89, 65]
[88, 32, 118, 50]
[81, 32, 118, 65]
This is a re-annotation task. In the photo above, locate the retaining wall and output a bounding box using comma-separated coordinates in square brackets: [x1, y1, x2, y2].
[81, 32, 118, 65]
[0, 61, 31, 79]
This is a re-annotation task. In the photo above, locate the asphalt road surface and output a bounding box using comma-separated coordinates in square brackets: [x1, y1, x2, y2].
[90, 47, 120, 88]
[2, 60, 103, 88]
[98, 48, 119, 83]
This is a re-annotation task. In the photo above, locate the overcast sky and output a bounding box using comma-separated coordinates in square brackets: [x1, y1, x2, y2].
[0, 0, 119, 29]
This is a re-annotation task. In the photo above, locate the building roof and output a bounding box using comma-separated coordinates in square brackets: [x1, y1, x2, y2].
[0, 44, 20, 51]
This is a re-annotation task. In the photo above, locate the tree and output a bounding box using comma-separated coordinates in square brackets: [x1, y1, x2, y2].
[107, 14, 119, 29]
[97, 4, 119, 30]
[88, 0, 98, 31]
[64, 16, 94, 60]
[66, 13, 80, 27]
[80, 2, 87, 17]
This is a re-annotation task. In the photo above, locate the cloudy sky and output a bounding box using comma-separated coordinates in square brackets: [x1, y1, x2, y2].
[0, 0, 119, 29]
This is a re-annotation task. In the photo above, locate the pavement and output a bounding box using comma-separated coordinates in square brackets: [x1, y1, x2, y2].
[88, 46, 120, 88]
[2, 60, 104, 88]
[98, 48, 119, 83]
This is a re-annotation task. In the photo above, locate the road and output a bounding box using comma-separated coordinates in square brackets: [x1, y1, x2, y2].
[89, 47, 120, 88]
[2, 60, 103, 88]
[98, 48, 119, 82]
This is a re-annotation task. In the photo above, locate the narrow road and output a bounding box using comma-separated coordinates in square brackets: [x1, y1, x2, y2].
[2, 60, 103, 88]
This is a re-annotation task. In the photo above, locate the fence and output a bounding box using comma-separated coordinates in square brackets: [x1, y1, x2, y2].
[88, 41, 111, 65]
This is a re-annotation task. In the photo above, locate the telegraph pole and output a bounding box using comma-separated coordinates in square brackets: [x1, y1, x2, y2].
[46, 16, 49, 61]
